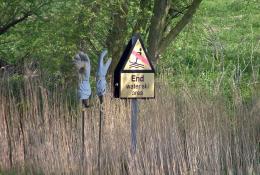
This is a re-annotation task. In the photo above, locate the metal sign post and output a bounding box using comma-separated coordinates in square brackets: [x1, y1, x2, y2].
[114, 34, 155, 155]
[131, 99, 138, 154]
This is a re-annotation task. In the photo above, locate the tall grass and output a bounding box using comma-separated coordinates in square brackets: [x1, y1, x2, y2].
[0, 74, 259, 175]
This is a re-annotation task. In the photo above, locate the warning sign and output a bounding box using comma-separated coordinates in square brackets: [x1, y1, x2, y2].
[114, 34, 155, 99]
[123, 39, 152, 70]
[120, 73, 154, 98]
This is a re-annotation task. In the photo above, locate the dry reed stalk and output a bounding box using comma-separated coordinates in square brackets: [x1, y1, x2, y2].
[0, 76, 259, 175]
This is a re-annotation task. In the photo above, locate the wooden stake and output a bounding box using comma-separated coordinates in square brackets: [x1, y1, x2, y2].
[98, 96, 104, 175]
[81, 99, 90, 174]
[81, 109, 85, 174]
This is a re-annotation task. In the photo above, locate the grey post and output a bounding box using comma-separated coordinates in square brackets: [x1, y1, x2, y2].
[131, 99, 138, 155]
[130, 36, 139, 155]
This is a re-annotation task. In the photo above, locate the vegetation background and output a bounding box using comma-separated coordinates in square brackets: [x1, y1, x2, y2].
[0, 0, 259, 174]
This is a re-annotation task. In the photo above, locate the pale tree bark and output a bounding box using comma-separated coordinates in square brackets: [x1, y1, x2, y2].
[147, 0, 203, 66]
[103, 0, 203, 72]
[147, 0, 171, 66]
[159, 0, 203, 53]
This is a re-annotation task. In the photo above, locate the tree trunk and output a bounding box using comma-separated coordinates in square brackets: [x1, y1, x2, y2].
[147, 0, 203, 67]
[159, 0, 203, 53]
[106, 1, 129, 73]
[147, 0, 171, 66]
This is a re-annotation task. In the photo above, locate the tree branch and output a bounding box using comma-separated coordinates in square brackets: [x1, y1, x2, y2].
[159, 0, 203, 53]
[0, 1, 50, 35]
[163, 5, 191, 36]
[0, 12, 33, 35]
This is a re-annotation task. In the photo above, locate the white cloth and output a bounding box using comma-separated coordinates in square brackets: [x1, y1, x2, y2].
[74, 51, 91, 100]
[96, 50, 112, 97]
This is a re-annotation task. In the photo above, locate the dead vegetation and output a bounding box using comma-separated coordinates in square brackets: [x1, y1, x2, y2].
[0, 76, 259, 175]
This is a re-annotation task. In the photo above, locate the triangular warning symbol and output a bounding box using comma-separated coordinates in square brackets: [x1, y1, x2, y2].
[114, 34, 155, 98]
[123, 39, 152, 71]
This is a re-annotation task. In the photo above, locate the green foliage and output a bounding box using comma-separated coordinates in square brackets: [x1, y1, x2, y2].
[0, 0, 259, 101]
[1, 0, 82, 72]
[159, 0, 260, 101]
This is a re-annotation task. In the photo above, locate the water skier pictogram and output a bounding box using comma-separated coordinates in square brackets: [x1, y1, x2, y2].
[129, 48, 145, 69]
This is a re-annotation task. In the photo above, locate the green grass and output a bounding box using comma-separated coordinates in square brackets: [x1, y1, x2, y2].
[159, 0, 260, 100]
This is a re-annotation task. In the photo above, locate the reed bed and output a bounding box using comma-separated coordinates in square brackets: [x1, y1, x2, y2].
[0, 75, 259, 175]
